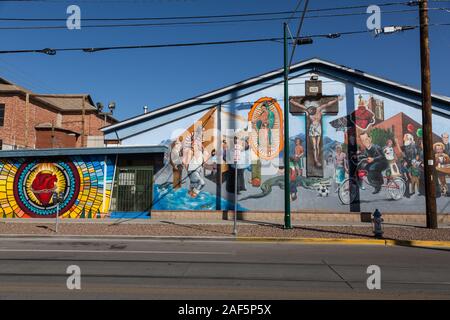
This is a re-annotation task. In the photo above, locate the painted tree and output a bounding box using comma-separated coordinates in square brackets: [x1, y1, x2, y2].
[369, 128, 394, 147]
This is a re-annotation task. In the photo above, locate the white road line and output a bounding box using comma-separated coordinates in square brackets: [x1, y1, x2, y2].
[0, 249, 233, 255]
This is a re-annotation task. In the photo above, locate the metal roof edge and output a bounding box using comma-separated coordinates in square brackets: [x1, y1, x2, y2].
[102, 57, 450, 133]
[310, 58, 450, 104]
[0, 145, 168, 158]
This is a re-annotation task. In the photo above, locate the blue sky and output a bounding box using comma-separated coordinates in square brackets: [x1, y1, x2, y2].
[0, 0, 449, 121]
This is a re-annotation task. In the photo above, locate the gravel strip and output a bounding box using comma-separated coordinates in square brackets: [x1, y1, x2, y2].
[0, 222, 450, 241]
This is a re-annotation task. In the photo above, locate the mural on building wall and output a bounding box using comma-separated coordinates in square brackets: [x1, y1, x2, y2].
[289, 79, 342, 177]
[0, 156, 114, 218]
[287, 78, 449, 214]
[147, 74, 449, 214]
[323, 92, 449, 211]
[248, 97, 284, 161]
[153, 108, 228, 211]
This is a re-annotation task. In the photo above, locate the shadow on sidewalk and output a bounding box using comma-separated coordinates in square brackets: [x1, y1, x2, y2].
[160, 221, 232, 236]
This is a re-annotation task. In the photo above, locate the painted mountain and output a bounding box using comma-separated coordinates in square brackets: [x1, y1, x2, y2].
[288, 133, 340, 161]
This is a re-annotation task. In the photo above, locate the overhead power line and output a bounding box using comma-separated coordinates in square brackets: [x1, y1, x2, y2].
[0, 1, 429, 21]
[3, 23, 449, 55]
[289, 0, 310, 67]
[285, 0, 304, 24]
[0, 37, 286, 54]
[0, 8, 448, 30]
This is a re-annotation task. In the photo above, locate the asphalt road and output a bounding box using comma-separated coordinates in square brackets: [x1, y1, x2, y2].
[0, 237, 449, 299]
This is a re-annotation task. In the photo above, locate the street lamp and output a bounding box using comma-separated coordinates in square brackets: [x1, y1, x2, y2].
[283, 26, 314, 230]
[295, 37, 313, 45]
[97, 101, 116, 126]
[96, 102, 104, 112]
[108, 101, 116, 113]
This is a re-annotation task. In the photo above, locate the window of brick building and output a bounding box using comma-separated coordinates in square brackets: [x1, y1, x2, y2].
[0, 140, 2, 150]
[0, 104, 4, 126]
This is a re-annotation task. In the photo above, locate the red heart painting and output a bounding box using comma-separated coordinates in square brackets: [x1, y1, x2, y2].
[31, 171, 58, 206]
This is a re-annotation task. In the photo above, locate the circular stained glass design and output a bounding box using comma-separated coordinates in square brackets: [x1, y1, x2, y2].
[13, 161, 80, 218]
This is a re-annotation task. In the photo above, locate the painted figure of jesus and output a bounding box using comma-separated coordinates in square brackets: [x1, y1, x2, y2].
[289, 96, 342, 167]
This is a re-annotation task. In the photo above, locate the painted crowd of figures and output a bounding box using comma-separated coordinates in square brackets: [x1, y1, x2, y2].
[170, 126, 255, 198]
[328, 130, 450, 198]
[166, 89, 449, 207]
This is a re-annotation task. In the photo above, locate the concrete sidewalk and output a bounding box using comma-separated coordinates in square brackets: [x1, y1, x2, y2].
[2, 217, 448, 228]
[1, 218, 450, 243]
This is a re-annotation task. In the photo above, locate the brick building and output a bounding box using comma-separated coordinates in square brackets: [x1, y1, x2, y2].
[372, 112, 440, 156]
[0, 76, 117, 150]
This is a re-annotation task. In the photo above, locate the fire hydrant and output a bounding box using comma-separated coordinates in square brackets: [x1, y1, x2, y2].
[372, 209, 384, 239]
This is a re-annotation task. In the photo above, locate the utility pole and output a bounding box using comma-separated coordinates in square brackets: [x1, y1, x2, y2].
[419, 0, 438, 229]
[283, 22, 292, 229]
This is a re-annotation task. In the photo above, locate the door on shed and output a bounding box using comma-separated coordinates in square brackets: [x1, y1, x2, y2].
[114, 167, 153, 212]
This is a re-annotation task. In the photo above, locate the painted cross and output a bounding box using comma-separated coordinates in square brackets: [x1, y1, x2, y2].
[289, 78, 341, 177]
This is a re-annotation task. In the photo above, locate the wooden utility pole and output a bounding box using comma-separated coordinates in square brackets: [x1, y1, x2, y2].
[419, 0, 438, 229]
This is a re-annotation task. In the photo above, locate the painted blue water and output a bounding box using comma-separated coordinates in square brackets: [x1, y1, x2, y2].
[110, 211, 150, 219]
[153, 184, 247, 211]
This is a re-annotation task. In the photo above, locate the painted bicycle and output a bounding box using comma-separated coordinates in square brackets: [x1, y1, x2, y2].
[337, 157, 406, 205]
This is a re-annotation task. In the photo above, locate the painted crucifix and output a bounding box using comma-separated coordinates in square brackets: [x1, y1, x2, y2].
[289, 77, 342, 177]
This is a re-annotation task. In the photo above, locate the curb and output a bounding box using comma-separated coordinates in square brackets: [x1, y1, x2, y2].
[1, 234, 450, 248]
[237, 237, 386, 245]
[236, 237, 450, 248]
[384, 239, 450, 248]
